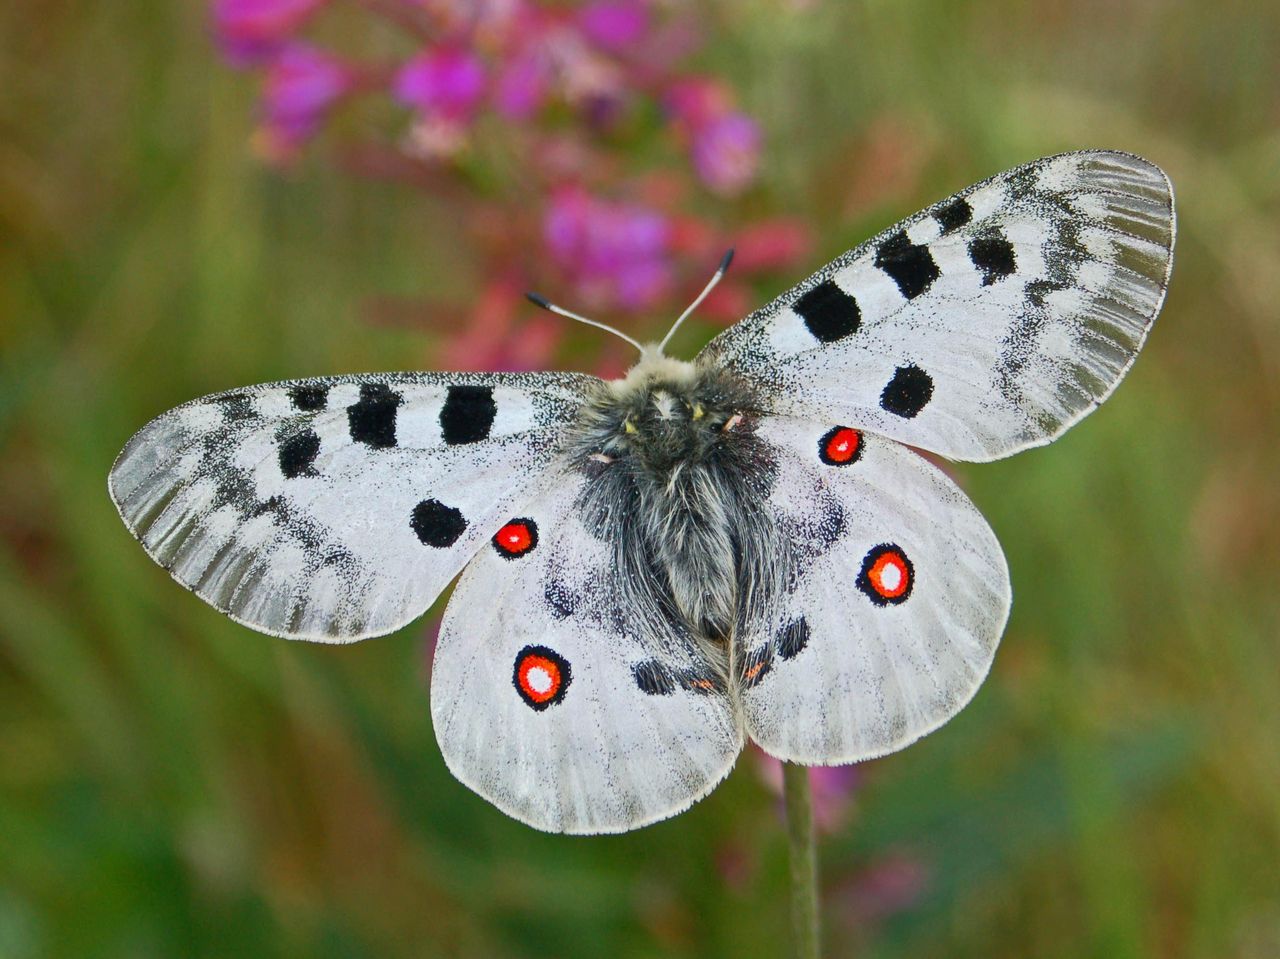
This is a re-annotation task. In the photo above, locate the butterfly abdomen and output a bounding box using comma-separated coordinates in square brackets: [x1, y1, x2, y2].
[569, 355, 784, 666]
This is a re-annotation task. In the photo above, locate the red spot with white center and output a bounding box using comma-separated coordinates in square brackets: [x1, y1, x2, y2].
[513, 645, 571, 710]
[493, 518, 538, 558]
[856, 544, 914, 606]
[819, 426, 863, 466]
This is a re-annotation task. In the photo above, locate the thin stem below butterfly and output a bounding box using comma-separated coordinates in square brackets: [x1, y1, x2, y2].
[784, 761, 821, 959]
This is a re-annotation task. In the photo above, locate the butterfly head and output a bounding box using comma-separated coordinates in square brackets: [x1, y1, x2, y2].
[576, 353, 761, 474]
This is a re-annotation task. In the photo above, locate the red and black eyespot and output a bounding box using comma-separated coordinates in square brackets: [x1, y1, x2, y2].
[818, 426, 863, 466]
[492, 518, 538, 558]
[856, 544, 914, 606]
[513, 645, 571, 711]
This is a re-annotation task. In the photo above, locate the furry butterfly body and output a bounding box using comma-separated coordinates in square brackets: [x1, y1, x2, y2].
[110, 151, 1175, 832]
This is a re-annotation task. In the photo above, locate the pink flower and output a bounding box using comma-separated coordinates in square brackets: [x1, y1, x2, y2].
[578, 0, 650, 52]
[257, 44, 353, 154]
[664, 77, 733, 130]
[830, 854, 931, 926]
[691, 111, 761, 194]
[732, 218, 813, 271]
[495, 48, 551, 120]
[756, 751, 863, 834]
[544, 188, 673, 310]
[212, 0, 327, 66]
[394, 48, 487, 122]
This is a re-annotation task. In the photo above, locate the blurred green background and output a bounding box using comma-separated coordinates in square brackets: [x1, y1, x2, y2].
[3, 1, 1278, 957]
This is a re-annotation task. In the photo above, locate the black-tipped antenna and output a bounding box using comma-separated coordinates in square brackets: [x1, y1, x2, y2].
[657, 248, 734, 354]
[524, 292, 645, 354]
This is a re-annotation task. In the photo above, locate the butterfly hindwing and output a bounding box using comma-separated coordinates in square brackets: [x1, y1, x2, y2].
[702, 151, 1174, 462]
[736, 415, 1010, 763]
[108, 372, 598, 641]
[430, 463, 743, 834]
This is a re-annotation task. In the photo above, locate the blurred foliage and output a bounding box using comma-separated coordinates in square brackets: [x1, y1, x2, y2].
[2, 1, 1279, 957]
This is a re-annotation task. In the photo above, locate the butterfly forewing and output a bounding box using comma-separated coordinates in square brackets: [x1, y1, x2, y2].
[109, 371, 598, 640]
[737, 416, 1010, 763]
[701, 151, 1174, 461]
[431, 463, 743, 834]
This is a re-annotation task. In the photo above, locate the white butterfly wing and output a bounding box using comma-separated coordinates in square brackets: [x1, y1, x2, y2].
[739, 416, 1009, 763]
[431, 464, 743, 834]
[703, 151, 1174, 462]
[109, 372, 597, 641]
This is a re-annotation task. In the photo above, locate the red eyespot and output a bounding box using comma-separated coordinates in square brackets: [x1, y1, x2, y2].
[493, 518, 538, 558]
[856, 544, 913, 606]
[819, 426, 863, 466]
[513, 645, 571, 710]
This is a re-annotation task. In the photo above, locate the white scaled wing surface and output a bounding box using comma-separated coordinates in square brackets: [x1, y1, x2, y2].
[738, 416, 1010, 763]
[431, 463, 744, 834]
[109, 372, 597, 640]
[702, 151, 1174, 461]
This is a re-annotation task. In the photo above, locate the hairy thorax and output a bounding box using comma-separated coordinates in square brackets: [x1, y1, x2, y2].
[567, 351, 781, 654]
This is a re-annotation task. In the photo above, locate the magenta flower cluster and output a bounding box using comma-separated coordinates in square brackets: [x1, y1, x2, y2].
[211, 0, 800, 341]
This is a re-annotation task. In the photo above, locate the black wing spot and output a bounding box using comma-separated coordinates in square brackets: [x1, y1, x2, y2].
[741, 644, 773, 687]
[216, 392, 256, 423]
[348, 383, 401, 448]
[793, 280, 861, 343]
[410, 499, 467, 547]
[289, 384, 329, 411]
[633, 660, 676, 696]
[874, 231, 940, 300]
[440, 385, 497, 445]
[816, 497, 847, 548]
[678, 670, 725, 695]
[969, 230, 1017, 285]
[1025, 278, 1068, 308]
[543, 580, 578, 619]
[278, 429, 321, 478]
[880, 364, 934, 418]
[776, 617, 810, 660]
[934, 198, 973, 234]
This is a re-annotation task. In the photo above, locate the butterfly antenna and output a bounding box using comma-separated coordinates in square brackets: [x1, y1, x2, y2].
[657, 249, 734, 355]
[524, 293, 645, 355]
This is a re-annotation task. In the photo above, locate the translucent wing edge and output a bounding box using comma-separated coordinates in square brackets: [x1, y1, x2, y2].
[437, 731, 743, 836]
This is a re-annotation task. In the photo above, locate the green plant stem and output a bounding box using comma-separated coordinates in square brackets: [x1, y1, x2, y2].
[783, 761, 821, 959]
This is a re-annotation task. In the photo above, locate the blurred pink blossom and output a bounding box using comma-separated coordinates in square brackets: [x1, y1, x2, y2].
[495, 47, 552, 119]
[578, 0, 650, 52]
[664, 79, 761, 194]
[544, 188, 674, 310]
[756, 750, 863, 834]
[437, 278, 566, 372]
[664, 77, 734, 130]
[214, 0, 773, 318]
[256, 44, 353, 158]
[212, 0, 327, 66]
[732, 218, 813, 272]
[829, 853, 931, 926]
[395, 48, 488, 122]
[692, 112, 761, 194]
